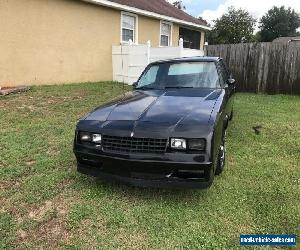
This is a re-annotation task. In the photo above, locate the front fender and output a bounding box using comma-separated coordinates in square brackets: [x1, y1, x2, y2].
[209, 98, 228, 170]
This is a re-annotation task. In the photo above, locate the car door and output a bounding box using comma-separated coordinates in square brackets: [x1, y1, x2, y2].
[218, 59, 235, 119]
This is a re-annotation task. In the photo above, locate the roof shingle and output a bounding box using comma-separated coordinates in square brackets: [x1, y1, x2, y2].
[107, 0, 208, 27]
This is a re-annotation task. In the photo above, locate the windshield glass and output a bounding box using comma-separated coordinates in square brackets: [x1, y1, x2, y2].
[137, 62, 221, 89]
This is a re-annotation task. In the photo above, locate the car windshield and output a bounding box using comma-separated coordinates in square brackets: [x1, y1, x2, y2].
[136, 61, 221, 89]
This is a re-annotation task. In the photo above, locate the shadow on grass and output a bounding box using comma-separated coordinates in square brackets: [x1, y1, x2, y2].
[73, 173, 212, 206]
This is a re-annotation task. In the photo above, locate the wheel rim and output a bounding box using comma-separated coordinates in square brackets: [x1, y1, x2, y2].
[219, 131, 227, 169]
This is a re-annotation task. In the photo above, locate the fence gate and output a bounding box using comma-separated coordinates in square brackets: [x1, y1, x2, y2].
[112, 39, 204, 85]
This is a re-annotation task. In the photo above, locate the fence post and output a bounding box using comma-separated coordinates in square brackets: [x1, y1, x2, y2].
[147, 40, 151, 64]
[179, 38, 184, 57]
[204, 42, 208, 56]
[179, 38, 184, 49]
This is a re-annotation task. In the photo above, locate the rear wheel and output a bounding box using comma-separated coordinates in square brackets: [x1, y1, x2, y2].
[215, 130, 227, 175]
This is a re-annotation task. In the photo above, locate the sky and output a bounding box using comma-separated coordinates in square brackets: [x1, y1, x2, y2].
[169, 0, 300, 26]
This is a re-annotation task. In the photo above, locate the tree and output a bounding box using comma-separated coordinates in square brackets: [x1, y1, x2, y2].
[259, 6, 300, 42]
[172, 1, 186, 10]
[208, 7, 256, 45]
[198, 16, 209, 26]
[252, 31, 262, 43]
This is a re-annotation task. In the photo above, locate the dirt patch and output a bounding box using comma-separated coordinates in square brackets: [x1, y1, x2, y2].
[14, 195, 76, 248]
[28, 201, 54, 222]
[0, 180, 21, 193]
[46, 145, 61, 157]
[17, 229, 27, 239]
[33, 218, 71, 248]
[27, 186, 75, 222]
[116, 228, 149, 250]
[61, 216, 109, 248]
[16, 216, 71, 249]
[16, 105, 35, 112]
[25, 160, 36, 167]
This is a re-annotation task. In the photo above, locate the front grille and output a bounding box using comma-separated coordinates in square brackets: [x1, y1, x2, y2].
[102, 135, 168, 154]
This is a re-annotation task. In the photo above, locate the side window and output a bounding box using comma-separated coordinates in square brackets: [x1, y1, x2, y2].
[220, 60, 230, 79]
[138, 66, 159, 87]
[216, 62, 226, 87]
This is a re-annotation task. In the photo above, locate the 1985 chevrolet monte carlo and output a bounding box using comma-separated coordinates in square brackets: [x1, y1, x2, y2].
[74, 57, 235, 189]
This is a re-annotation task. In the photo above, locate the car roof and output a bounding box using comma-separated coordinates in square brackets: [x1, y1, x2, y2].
[151, 56, 222, 65]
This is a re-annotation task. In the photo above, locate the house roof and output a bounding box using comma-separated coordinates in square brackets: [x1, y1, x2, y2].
[81, 0, 211, 30]
[108, 0, 208, 26]
[272, 36, 300, 43]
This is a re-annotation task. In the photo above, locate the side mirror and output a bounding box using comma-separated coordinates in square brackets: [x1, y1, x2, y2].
[132, 82, 138, 88]
[227, 78, 236, 85]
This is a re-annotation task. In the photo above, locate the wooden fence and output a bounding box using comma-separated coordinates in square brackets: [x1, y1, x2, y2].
[206, 42, 300, 94]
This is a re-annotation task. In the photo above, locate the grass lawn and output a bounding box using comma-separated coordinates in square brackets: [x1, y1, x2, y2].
[0, 82, 299, 249]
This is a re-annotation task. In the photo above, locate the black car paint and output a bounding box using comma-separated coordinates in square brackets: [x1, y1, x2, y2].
[74, 57, 235, 188]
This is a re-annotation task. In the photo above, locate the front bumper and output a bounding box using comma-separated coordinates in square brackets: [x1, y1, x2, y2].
[74, 147, 214, 189]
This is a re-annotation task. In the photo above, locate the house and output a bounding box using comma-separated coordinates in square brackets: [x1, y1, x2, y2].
[0, 0, 210, 87]
[272, 36, 300, 43]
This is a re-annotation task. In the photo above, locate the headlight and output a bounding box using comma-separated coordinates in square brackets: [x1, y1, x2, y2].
[188, 139, 206, 151]
[79, 132, 92, 142]
[170, 138, 187, 150]
[79, 132, 101, 144]
[92, 134, 102, 144]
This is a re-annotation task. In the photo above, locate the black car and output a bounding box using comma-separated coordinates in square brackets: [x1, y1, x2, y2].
[74, 57, 235, 189]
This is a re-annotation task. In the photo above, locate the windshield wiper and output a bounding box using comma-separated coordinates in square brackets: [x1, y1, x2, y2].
[164, 86, 195, 89]
[136, 86, 166, 90]
[136, 87, 157, 90]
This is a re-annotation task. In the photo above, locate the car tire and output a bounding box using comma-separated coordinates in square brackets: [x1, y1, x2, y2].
[215, 130, 227, 175]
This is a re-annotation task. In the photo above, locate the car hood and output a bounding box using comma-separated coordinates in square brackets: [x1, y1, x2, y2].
[80, 88, 222, 137]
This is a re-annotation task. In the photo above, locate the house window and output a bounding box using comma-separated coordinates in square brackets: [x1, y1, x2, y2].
[122, 13, 136, 43]
[179, 27, 201, 50]
[160, 22, 172, 46]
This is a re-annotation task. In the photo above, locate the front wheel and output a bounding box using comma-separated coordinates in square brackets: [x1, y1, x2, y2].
[215, 130, 227, 175]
